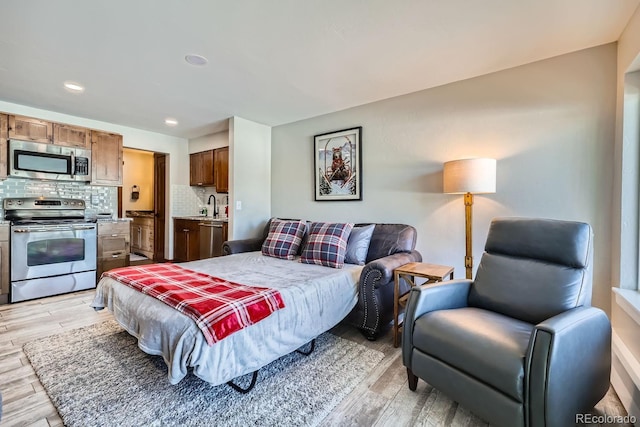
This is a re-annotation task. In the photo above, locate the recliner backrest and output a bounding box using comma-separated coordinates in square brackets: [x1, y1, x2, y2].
[468, 217, 593, 324]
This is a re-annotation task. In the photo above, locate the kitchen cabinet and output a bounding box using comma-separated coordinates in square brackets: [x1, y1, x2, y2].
[53, 123, 90, 148]
[8, 115, 53, 143]
[189, 150, 215, 186]
[214, 147, 229, 193]
[199, 220, 228, 258]
[0, 224, 8, 304]
[0, 113, 7, 180]
[91, 130, 123, 186]
[174, 218, 201, 262]
[97, 221, 130, 280]
[130, 217, 154, 260]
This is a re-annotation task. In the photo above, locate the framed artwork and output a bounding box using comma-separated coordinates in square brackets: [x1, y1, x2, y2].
[314, 127, 362, 201]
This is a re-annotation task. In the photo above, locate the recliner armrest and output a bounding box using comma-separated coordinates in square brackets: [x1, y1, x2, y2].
[222, 237, 264, 255]
[526, 306, 611, 427]
[402, 280, 471, 366]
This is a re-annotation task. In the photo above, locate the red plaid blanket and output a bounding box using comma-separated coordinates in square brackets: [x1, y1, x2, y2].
[103, 263, 285, 345]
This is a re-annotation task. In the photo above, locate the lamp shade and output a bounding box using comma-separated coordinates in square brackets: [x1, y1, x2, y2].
[443, 158, 496, 194]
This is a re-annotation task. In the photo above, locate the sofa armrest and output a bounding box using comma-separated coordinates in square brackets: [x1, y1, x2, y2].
[526, 306, 611, 427]
[401, 280, 471, 366]
[222, 237, 264, 255]
[361, 250, 422, 290]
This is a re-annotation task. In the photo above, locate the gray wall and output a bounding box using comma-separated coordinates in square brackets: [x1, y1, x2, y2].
[271, 43, 616, 312]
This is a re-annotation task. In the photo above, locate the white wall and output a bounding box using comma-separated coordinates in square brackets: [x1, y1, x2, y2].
[189, 130, 229, 153]
[272, 44, 616, 312]
[611, 4, 640, 420]
[0, 100, 189, 258]
[229, 116, 271, 239]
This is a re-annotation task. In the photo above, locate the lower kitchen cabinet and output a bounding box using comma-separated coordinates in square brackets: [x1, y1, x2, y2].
[0, 224, 8, 304]
[131, 217, 154, 260]
[97, 221, 130, 280]
[174, 219, 200, 262]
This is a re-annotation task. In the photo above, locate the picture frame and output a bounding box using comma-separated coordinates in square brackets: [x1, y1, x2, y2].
[314, 126, 362, 201]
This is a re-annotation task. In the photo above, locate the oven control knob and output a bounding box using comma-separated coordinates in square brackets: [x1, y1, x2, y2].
[65, 201, 70, 205]
[6, 201, 12, 205]
[16, 201, 22, 205]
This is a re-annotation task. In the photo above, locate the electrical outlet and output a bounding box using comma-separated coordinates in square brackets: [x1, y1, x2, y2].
[91, 194, 100, 205]
[236, 200, 242, 210]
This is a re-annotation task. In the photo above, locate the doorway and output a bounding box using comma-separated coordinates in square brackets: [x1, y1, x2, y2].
[119, 148, 167, 262]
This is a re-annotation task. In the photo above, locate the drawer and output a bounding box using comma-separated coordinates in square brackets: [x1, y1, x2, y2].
[0, 225, 8, 241]
[101, 249, 129, 260]
[98, 256, 129, 278]
[98, 235, 130, 255]
[98, 222, 130, 236]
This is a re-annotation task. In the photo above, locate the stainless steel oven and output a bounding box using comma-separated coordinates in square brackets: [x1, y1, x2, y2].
[4, 198, 97, 303]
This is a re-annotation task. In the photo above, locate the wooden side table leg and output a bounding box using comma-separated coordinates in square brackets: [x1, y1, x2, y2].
[393, 271, 400, 348]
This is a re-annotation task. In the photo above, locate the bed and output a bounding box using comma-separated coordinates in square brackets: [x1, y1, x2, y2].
[91, 251, 363, 386]
[92, 219, 422, 388]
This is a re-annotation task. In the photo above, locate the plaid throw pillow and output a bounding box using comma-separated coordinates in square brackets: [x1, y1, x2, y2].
[261, 219, 307, 260]
[300, 222, 354, 268]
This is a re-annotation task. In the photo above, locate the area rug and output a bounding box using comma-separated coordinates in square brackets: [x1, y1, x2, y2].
[23, 320, 385, 427]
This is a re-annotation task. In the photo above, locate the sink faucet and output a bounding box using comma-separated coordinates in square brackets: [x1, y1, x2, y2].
[207, 194, 218, 217]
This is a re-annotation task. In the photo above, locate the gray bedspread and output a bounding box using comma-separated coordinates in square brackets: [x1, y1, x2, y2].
[91, 251, 362, 385]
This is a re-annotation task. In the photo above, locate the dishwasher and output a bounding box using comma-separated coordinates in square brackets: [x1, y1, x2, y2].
[199, 221, 224, 258]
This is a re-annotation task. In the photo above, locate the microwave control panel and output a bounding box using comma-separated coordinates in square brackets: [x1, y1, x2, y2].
[75, 157, 89, 176]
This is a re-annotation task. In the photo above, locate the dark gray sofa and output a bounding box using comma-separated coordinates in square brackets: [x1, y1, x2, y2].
[222, 219, 422, 339]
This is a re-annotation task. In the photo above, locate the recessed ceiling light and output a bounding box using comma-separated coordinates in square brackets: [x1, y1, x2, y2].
[165, 118, 178, 127]
[185, 54, 208, 66]
[63, 81, 85, 93]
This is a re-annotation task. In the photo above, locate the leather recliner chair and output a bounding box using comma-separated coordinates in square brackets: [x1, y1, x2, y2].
[402, 217, 611, 427]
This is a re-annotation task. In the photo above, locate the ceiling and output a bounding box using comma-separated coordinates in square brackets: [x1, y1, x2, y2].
[1, 1, 638, 139]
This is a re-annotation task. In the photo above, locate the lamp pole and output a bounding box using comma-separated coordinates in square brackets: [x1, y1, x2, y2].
[464, 192, 473, 279]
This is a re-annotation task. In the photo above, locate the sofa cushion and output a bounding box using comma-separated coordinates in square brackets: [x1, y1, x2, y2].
[300, 222, 353, 268]
[345, 224, 375, 265]
[412, 307, 533, 402]
[261, 219, 306, 260]
[365, 224, 417, 264]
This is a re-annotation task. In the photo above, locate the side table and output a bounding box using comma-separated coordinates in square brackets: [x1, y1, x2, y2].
[393, 262, 454, 348]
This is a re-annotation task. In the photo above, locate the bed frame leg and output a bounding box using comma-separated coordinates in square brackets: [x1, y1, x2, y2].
[227, 370, 258, 393]
[295, 339, 316, 356]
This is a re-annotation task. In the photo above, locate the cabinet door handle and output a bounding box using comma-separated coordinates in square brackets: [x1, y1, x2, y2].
[183, 229, 190, 232]
[111, 234, 119, 237]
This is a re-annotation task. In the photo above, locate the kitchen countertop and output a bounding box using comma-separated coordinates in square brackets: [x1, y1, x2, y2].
[96, 218, 132, 223]
[173, 215, 229, 222]
[126, 210, 155, 218]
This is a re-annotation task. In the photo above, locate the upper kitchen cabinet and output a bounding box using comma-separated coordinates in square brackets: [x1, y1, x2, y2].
[8, 115, 53, 143]
[53, 123, 90, 148]
[190, 150, 215, 186]
[214, 146, 229, 193]
[91, 130, 123, 186]
[0, 114, 7, 180]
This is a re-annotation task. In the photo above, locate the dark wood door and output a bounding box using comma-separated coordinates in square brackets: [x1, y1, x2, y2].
[154, 153, 166, 262]
[173, 219, 200, 262]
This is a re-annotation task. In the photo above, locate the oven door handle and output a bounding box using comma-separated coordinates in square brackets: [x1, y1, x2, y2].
[13, 226, 95, 233]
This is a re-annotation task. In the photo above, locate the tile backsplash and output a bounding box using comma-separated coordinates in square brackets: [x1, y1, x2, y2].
[0, 178, 117, 218]
[171, 185, 228, 217]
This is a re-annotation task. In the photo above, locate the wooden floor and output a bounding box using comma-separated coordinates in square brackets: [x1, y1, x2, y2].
[0, 290, 632, 427]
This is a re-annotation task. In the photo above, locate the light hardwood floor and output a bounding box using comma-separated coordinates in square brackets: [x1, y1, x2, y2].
[0, 290, 632, 427]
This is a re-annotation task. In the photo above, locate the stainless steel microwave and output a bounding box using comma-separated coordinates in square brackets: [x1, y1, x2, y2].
[9, 139, 91, 182]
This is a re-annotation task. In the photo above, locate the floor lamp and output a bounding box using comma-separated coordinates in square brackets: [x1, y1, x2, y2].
[443, 158, 496, 279]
